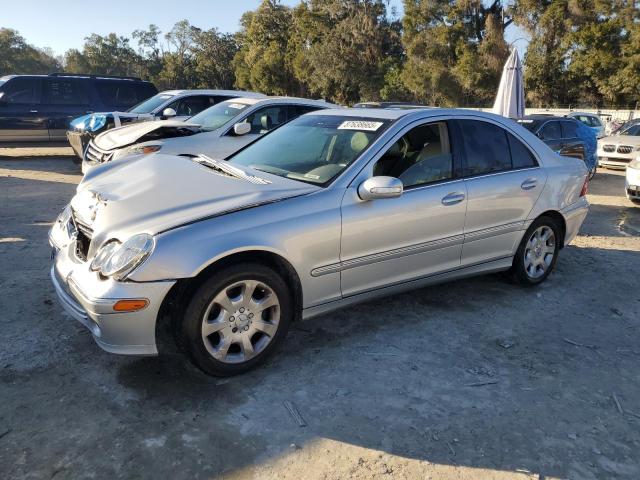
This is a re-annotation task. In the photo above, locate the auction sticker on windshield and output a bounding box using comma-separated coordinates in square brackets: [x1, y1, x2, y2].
[338, 120, 384, 131]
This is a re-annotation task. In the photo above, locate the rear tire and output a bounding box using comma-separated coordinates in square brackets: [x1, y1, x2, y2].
[511, 216, 561, 286]
[178, 263, 293, 376]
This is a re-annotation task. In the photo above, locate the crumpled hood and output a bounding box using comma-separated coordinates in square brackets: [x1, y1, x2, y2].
[73, 153, 318, 254]
[94, 120, 200, 151]
[599, 135, 640, 147]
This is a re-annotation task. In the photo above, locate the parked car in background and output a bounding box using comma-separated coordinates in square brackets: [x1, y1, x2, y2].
[353, 101, 428, 109]
[67, 89, 265, 160]
[566, 112, 606, 138]
[516, 115, 586, 161]
[81, 97, 337, 174]
[0, 73, 156, 146]
[626, 158, 640, 204]
[597, 121, 640, 169]
[50, 108, 589, 376]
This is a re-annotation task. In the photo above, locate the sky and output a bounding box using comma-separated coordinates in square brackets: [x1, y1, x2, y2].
[4, 0, 526, 57]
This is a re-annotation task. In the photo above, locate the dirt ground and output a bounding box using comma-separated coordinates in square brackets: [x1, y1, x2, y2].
[1, 147, 639, 480]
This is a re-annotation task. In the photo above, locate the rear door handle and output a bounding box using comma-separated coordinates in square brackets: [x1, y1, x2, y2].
[521, 178, 537, 190]
[441, 192, 466, 206]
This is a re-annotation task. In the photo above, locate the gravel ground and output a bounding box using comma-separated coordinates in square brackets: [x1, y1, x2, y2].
[1, 148, 639, 480]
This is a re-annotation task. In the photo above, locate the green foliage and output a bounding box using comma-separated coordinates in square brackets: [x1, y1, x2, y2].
[2, 1, 639, 107]
[0, 28, 60, 75]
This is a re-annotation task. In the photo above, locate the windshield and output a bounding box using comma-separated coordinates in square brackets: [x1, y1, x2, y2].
[128, 93, 174, 114]
[189, 100, 250, 131]
[619, 124, 640, 136]
[228, 115, 390, 185]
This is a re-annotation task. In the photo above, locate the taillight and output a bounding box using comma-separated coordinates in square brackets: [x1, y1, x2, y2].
[580, 176, 589, 197]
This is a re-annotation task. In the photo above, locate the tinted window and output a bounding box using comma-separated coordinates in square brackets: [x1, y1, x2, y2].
[243, 106, 289, 134]
[95, 81, 156, 109]
[1, 77, 38, 104]
[458, 120, 511, 176]
[507, 133, 538, 169]
[561, 120, 579, 138]
[620, 124, 640, 136]
[374, 121, 452, 187]
[173, 95, 216, 116]
[129, 93, 174, 114]
[539, 121, 561, 140]
[589, 116, 602, 127]
[517, 119, 543, 132]
[291, 105, 322, 117]
[43, 79, 89, 105]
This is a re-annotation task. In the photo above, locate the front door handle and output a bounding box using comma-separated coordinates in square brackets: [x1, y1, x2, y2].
[30, 110, 38, 113]
[441, 192, 465, 206]
[521, 178, 537, 190]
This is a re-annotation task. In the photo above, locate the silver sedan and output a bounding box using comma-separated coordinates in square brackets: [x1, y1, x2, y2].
[50, 108, 590, 376]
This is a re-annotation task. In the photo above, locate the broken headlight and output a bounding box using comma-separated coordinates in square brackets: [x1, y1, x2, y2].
[90, 234, 154, 280]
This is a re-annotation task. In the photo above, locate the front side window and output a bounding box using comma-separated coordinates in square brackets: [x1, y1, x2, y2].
[43, 79, 89, 105]
[1, 77, 38, 104]
[539, 121, 562, 140]
[458, 120, 511, 176]
[173, 95, 216, 116]
[373, 121, 452, 188]
[619, 124, 640, 136]
[561, 121, 579, 138]
[189, 100, 250, 131]
[128, 93, 174, 114]
[243, 106, 289, 134]
[228, 115, 389, 185]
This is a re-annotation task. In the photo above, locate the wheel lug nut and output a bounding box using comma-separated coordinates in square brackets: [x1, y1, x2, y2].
[239, 307, 245, 313]
[229, 316, 235, 321]
[248, 313, 253, 318]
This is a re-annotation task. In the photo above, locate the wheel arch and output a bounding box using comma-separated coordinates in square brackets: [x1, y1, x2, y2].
[537, 210, 567, 248]
[155, 249, 303, 354]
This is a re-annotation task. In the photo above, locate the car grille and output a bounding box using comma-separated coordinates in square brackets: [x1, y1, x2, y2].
[85, 141, 114, 164]
[71, 210, 93, 262]
[617, 145, 633, 154]
[602, 144, 616, 153]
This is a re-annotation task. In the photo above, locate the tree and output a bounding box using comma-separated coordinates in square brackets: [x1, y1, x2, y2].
[156, 20, 199, 88]
[64, 33, 140, 77]
[132, 24, 164, 80]
[192, 29, 238, 89]
[233, 0, 302, 95]
[0, 28, 60, 75]
[402, 0, 511, 107]
[290, 0, 402, 104]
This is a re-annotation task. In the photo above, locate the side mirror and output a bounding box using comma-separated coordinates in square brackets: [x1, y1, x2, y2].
[161, 107, 177, 118]
[233, 122, 251, 136]
[358, 176, 403, 201]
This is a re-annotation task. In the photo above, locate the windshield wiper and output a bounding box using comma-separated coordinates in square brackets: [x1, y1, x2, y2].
[194, 155, 271, 185]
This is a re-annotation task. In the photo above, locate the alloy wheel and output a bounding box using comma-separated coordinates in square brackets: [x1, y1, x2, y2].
[201, 279, 280, 364]
[523, 226, 556, 279]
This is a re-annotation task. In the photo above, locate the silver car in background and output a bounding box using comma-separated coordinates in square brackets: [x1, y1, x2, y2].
[50, 108, 589, 376]
[81, 97, 337, 174]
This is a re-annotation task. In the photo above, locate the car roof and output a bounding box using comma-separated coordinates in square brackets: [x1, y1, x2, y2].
[224, 96, 339, 107]
[567, 112, 598, 117]
[0, 74, 152, 82]
[159, 89, 265, 98]
[310, 107, 515, 122]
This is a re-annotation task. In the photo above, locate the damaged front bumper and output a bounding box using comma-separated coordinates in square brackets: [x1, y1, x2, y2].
[49, 224, 175, 355]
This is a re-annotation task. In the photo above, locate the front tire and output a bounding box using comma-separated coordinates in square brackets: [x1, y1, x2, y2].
[511, 216, 561, 286]
[179, 263, 293, 376]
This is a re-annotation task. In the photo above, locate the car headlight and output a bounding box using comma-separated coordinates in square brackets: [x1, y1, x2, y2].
[56, 204, 72, 225]
[90, 234, 154, 280]
[629, 158, 640, 169]
[113, 144, 162, 161]
[70, 114, 107, 132]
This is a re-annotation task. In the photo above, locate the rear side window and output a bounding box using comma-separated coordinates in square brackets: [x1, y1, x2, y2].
[588, 116, 602, 127]
[458, 120, 511, 176]
[43, 79, 89, 105]
[561, 121, 579, 138]
[95, 81, 157, 109]
[539, 121, 561, 140]
[507, 133, 538, 169]
[1, 77, 38, 104]
[290, 105, 322, 117]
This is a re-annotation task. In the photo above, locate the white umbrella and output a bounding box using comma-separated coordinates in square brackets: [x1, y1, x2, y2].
[492, 49, 525, 119]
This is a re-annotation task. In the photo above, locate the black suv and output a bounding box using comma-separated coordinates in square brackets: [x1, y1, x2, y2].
[0, 73, 157, 145]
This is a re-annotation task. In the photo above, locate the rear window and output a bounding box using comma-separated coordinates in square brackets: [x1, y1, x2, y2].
[95, 81, 157, 109]
[516, 119, 543, 133]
